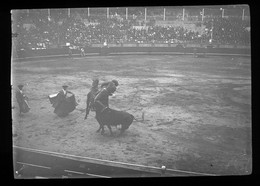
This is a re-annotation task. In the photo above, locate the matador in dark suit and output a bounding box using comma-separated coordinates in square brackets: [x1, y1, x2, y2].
[85, 78, 100, 120]
[51, 85, 77, 117]
[15, 84, 30, 115]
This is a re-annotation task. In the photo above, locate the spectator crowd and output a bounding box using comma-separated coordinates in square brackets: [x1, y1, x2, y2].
[13, 9, 250, 50]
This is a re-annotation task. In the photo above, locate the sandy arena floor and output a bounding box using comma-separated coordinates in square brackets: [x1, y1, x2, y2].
[12, 55, 252, 175]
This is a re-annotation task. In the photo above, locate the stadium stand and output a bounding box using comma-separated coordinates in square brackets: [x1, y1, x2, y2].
[12, 6, 250, 58]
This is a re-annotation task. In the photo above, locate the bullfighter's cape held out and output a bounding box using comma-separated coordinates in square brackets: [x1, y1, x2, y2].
[48, 90, 77, 116]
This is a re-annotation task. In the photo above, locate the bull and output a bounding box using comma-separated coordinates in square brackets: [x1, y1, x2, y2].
[94, 106, 135, 136]
[90, 81, 137, 136]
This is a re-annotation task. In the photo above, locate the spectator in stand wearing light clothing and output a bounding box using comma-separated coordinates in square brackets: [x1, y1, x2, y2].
[80, 47, 86, 57]
[103, 39, 108, 47]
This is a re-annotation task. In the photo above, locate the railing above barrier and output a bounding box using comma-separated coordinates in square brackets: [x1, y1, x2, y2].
[12, 44, 251, 61]
[103, 43, 250, 49]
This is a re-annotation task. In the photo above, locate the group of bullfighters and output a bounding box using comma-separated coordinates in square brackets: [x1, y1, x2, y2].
[15, 78, 134, 135]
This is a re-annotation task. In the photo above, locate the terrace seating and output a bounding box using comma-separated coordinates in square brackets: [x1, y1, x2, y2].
[14, 10, 250, 50]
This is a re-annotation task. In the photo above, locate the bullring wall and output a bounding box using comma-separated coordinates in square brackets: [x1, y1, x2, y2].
[13, 43, 251, 61]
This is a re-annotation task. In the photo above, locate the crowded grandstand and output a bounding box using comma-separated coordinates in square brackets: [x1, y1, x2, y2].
[11, 6, 250, 52]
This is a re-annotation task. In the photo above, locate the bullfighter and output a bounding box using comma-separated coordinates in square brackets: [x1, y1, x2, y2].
[15, 84, 30, 115]
[94, 82, 117, 113]
[52, 85, 77, 117]
[84, 78, 100, 119]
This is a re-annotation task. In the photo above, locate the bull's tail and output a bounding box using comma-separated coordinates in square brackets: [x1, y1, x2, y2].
[131, 111, 145, 123]
[133, 116, 144, 123]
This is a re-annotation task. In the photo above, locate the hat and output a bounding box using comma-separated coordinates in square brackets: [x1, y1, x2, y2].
[106, 82, 116, 94]
[62, 84, 69, 88]
[92, 78, 99, 87]
[112, 80, 119, 87]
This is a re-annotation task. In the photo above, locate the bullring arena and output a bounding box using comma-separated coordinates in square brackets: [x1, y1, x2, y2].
[12, 52, 251, 177]
[11, 6, 251, 178]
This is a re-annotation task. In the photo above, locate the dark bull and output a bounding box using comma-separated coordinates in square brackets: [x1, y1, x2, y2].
[95, 108, 134, 136]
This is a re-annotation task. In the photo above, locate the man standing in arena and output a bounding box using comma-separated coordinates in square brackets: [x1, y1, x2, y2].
[94, 82, 117, 113]
[53, 85, 69, 115]
[84, 78, 100, 119]
[15, 84, 30, 115]
[52, 85, 77, 117]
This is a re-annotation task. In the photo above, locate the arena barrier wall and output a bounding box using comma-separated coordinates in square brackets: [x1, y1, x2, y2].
[13, 145, 217, 177]
[12, 44, 251, 61]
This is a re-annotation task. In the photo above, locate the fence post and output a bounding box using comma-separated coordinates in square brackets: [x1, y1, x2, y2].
[145, 8, 147, 21]
[126, 7, 128, 20]
[163, 8, 166, 21]
[182, 8, 185, 21]
[202, 8, 204, 21]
